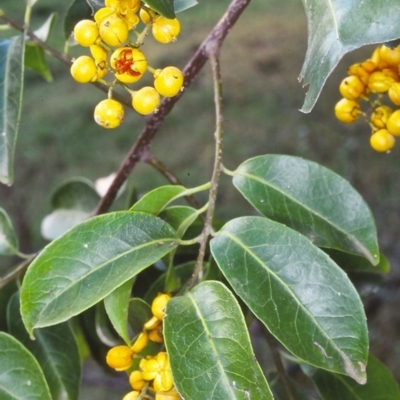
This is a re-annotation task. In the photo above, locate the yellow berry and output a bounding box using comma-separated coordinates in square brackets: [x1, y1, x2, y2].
[111, 47, 147, 83]
[386, 109, 400, 136]
[94, 7, 115, 24]
[122, 10, 140, 29]
[90, 44, 109, 79]
[371, 106, 393, 129]
[339, 75, 365, 100]
[388, 82, 400, 106]
[368, 71, 397, 93]
[379, 45, 400, 67]
[371, 46, 390, 70]
[122, 391, 141, 400]
[73, 19, 100, 47]
[155, 389, 181, 400]
[99, 15, 129, 47]
[106, 0, 141, 14]
[144, 315, 161, 330]
[151, 293, 171, 320]
[148, 327, 164, 343]
[139, 8, 152, 24]
[370, 129, 395, 152]
[154, 66, 184, 97]
[347, 60, 376, 85]
[70, 55, 97, 83]
[129, 370, 146, 391]
[106, 345, 133, 370]
[334, 98, 361, 124]
[152, 16, 180, 43]
[132, 87, 161, 115]
[131, 332, 149, 353]
[94, 99, 124, 129]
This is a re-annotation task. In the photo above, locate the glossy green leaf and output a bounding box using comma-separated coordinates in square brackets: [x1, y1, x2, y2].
[0, 279, 17, 331]
[210, 216, 368, 384]
[51, 177, 100, 210]
[64, 0, 93, 40]
[25, 43, 52, 82]
[85, 0, 103, 14]
[325, 249, 389, 274]
[128, 298, 151, 335]
[0, 35, 25, 185]
[159, 205, 203, 237]
[312, 354, 400, 399]
[0, 206, 18, 255]
[0, 332, 52, 400]
[104, 278, 134, 345]
[174, 0, 198, 13]
[7, 293, 81, 400]
[130, 183, 208, 216]
[232, 155, 379, 265]
[299, 0, 400, 112]
[164, 281, 273, 400]
[145, 0, 175, 19]
[41, 178, 101, 240]
[20, 211, 179, 336]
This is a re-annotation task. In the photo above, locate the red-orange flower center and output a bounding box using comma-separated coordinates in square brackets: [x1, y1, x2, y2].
[115, 49, 140, 76]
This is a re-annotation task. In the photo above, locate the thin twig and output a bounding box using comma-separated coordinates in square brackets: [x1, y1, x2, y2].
[93, 0, 252, 215]
[261, 323, 296, 400]
[0, 253, 37, 289]
[187, 53, 223, 289]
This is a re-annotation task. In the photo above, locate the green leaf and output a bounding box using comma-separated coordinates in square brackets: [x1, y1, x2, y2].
[299, 0, 400, 112]
[104, 278, 134, 345]
[232, 155, 379, 265]
[312, 354, 400, 399]
[130, 183, 209, 215]
[159, 205, 203, 238]
[51, 177, 100, 211]
[145, 0, 175, 19]
[164, 281, 273, 400]
[34, 12, 58, 42]
[0, 206, 18, 255]
[7, 293, 81, 400]
[95, 301, 120, 346]
[128, 298, 151, 335]
[0, 35, 25, 185]
[25, 43, 53, 82]
[20, 211, 179, 336]
[41, 178, 101, 240]
[325, 249, 389, 273]
[0, 332, 52, 400]
[85, 0, 103, 14]
[174, 0, 198, 13]
[64, 0, 93, 40]
[210, 216, 368, 384]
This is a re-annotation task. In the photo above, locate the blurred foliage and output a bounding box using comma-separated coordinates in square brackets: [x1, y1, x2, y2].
[0, 0, 400, 397]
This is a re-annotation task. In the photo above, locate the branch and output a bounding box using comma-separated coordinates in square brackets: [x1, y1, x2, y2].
[187, 52, 223, 288]
[93, 0, 252, 215]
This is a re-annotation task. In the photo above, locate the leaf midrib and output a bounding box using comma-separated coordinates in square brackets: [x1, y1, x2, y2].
[234, 169, 372, 261]
[218, 229, 355, 368]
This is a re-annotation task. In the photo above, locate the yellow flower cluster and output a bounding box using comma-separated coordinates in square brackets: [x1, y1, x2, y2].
[106, 293, 180, 400]
[334, 44, 400, 152]
[70, 0, 184, 128]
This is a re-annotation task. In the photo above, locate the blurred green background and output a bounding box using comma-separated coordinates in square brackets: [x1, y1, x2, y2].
[1, 0, 400, 397]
